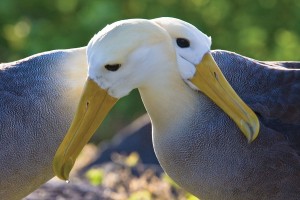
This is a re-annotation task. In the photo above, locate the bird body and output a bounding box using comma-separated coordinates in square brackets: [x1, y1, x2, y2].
[151, 50, 300, 200]
[0, 47, 87, 200]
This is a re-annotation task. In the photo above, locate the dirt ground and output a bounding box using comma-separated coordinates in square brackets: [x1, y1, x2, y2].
[24, 145, 198, 200]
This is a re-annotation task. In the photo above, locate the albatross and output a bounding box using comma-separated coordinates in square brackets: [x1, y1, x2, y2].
[0, 47, 87, 200]
[53, 19, 300, 199]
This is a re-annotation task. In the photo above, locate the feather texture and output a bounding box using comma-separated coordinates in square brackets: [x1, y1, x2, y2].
[212, 50, 300, 154]
[0, 48, 87, 200]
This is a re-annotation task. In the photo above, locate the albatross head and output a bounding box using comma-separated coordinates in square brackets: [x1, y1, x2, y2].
[87, 19, 178, 98]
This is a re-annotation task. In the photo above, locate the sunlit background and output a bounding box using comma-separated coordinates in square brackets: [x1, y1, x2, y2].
[1, 0, 300, 143]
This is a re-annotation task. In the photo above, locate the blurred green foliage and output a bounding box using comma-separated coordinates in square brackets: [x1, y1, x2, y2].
[1, 0, 300, 62]
[1, 0, 299, 142]
[86, 168, 104, 186]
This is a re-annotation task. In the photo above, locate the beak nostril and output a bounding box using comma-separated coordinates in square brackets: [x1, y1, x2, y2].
[213, 72, 219, 80]
[86, 101, 90, 109]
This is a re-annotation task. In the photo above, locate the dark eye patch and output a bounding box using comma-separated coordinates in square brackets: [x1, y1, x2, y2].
[176, 38, 190, 48]
[105, 64, 121, 71]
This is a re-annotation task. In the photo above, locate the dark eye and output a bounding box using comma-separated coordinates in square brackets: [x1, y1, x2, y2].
[105, 64, 121, 71]
[176, 38, 190, 48]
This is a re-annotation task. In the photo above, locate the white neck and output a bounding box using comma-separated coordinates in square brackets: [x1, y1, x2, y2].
[56, 47, 88, 111]
[139, 67, 199, 134]
[62, 48, 87, 94]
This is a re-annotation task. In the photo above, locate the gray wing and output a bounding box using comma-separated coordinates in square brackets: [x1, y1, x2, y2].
[261, 61, 300, 69]
[211, 50, 300, 152]
[0, 48, 87, 200]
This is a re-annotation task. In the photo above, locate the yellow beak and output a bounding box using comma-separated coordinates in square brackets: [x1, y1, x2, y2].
[190, 53, 260, 142]
[53, 78, 117, 180]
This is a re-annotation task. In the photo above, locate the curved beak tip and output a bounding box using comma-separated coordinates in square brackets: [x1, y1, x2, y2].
[243, 119, 260, 143]
[53, 156, 73, 181]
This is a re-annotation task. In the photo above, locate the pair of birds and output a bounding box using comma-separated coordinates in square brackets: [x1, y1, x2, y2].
[1, 17, 299, 200]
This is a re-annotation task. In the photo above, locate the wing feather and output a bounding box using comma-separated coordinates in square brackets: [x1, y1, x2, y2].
[211, 50, 300, 152]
